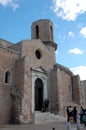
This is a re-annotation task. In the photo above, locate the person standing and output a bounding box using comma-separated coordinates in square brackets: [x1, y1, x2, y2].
[66, 106, 70, 122]
[80, 106, 84, 123]
[73, 106, 77, 123]
[44, 98, 49, 112]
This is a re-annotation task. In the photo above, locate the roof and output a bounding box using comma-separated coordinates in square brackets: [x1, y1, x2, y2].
[0, 39, 13, 47]
[54, 63, 73, 76]
[32, 19, 53, 25]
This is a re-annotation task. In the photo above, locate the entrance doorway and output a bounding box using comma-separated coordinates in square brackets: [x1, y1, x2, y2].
[35, 78, 43, 111]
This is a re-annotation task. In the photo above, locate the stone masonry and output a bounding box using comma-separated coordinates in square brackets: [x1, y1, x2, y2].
[0, 19, 86, 124]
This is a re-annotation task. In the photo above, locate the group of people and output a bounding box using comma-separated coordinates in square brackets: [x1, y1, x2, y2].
[66, 106, 86, 126]
[66, 106, 77, 123]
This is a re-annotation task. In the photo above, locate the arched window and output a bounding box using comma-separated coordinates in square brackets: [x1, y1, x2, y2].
[35, 25, 39, 39]
[50, 26, 53, 41]
[5, 71, 11, 84]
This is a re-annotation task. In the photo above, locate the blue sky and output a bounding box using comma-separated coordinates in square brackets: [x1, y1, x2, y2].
[0, 0, 86, 80]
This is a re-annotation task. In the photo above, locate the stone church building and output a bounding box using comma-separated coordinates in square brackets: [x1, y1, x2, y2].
[0, 19, 86, 124]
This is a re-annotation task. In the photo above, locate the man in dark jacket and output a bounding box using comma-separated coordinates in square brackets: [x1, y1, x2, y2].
[44, 98, 49, 112]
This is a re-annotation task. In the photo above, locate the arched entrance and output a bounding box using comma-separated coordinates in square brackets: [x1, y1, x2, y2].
[35, 78, 43, 111]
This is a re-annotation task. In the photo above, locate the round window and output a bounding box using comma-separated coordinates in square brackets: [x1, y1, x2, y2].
[35, 50, 42, 59]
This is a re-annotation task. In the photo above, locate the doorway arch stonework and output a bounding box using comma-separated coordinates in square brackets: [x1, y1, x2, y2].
[32, 67, 47, 113]
[35, 78, 43, 111]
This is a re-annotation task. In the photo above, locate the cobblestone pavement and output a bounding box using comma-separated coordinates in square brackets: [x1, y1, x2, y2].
[0, 122, 86, 130]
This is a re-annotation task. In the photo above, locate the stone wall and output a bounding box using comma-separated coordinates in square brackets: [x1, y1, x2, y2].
[48, 65, 72, 115]
[0, 47, 19, 124]
[15, 58, 25, 95]
[21, 40, 56, 71]
[48, 64, 82, 117]
[15, 56, 32, 123]
[21, 56, 32, 123]
[81, 80, 86, 105]
[48, 66, 59, 113]
[72, 75, 81, 104]
[57, 68, 73, 115]
[0, 85, 12, 124]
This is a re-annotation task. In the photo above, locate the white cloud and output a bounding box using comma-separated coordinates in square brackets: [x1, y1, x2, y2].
[52, 0, 86, 21]
[80, 27, 86, 38]
[68, 31, 74, 37]
[55, 50, 58, 54]
[69, 48, 84, 55]
[70, 66, 86, 80]
[0, 0, 19, 10]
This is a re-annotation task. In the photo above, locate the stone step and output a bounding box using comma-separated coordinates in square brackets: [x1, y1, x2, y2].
[35, 111, 66, 124]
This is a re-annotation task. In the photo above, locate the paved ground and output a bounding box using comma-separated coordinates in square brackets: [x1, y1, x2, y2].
[0, 122, 86, 130]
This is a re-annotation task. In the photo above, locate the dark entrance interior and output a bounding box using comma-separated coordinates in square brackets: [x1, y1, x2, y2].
[35, 78, 43, 111]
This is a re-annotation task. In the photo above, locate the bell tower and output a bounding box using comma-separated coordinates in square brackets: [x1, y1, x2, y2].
[31, 19, 57, 50]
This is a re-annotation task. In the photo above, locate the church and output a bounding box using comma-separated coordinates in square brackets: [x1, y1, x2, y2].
[0, 19, 86, 124]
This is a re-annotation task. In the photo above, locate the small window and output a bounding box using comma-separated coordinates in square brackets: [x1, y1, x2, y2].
[35, 25, 39, 39]
[50, 26, 53, 41]
[35, 50, 42, 59]
[5, 71, 11, 84]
